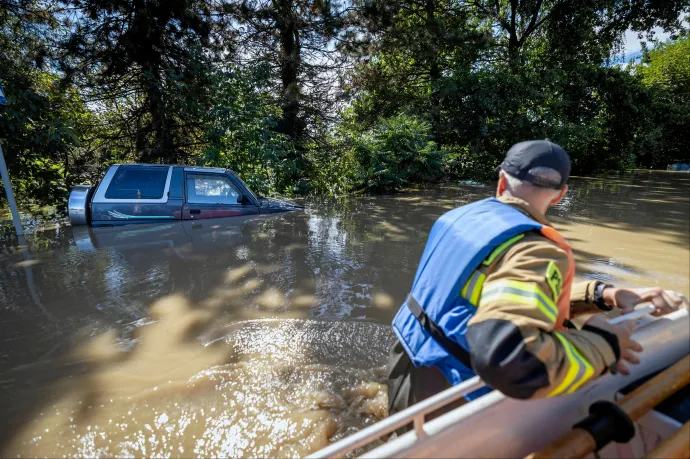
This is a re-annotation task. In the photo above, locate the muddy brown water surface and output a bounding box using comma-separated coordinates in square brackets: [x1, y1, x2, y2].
[1, 171, 688, 457]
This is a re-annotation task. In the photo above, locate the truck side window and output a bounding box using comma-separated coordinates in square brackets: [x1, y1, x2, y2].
[105, 166, 169, 199]
[186, 174, 243, 205]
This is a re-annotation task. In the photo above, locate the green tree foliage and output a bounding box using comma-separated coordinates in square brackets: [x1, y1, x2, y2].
[0, 72, 93, 205]
[0, 0, 688, 211]
[467, 0, 687, 67]
[60, 0, 218, 163]
[219, 0, 362, 185]
[350, 0, 689, 179]
[635, 35, 690, 167]
[352, 0, 486, 142]
[200, 66, 297, 195]
[349, 113, 445, 192]
[222, 0, 356, 136]
[0, 0, 93, 206]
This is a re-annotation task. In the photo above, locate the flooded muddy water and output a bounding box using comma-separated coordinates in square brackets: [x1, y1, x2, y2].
[1, 171, 688, 457]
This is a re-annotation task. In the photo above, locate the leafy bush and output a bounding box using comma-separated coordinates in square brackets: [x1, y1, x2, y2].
[443, 145, 498, 181]
[349, 114, 446, 192]
[634, 36, 690, 168]
[0, 71, 92, 208]
[200, 67, 298, 196]
[303, 135, 358, 197]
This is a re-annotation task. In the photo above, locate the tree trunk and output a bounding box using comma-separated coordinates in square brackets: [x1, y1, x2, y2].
[140, 58, 181, 163]
[507, 0, 520, 71]
[138, 0, 177, 164]
[275, 0, 302, 140]
[426, 0, 441, 145]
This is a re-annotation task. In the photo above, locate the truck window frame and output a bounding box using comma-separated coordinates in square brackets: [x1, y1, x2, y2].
[184, 171, 249, 206]
[92, 165, 173, 204]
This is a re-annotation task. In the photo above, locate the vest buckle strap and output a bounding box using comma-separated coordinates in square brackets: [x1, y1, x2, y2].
[405, 294, 473, 370]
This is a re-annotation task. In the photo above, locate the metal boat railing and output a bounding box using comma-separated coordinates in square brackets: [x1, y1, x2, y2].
[309, 304, 688, 459]
[307, 376, 487, 458]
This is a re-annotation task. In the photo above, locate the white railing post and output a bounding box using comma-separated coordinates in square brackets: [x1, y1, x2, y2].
[307, 376, 485, 458]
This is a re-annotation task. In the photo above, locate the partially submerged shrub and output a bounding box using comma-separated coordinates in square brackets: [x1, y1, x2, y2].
[351, 114, 446, 192]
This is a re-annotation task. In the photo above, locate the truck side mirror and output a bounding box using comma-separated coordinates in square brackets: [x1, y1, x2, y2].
[239, 195, 251, 205]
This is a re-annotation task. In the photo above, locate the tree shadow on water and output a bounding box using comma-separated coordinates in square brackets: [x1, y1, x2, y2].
[1, 173, 687, 455]
[0, 209, 405, 456]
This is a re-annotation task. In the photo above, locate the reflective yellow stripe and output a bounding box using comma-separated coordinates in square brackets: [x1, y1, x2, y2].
[548, 333, 579, 396]
[545, 261, 563, 300]
[483, 233, 525, 266]
[548, 333, 595, 397]
[469, 272, 486, 305]
[461, 270, 486, 306]
[481, 291, 557, 322]
[480, 280, 558, 323]
[461, 274, 472, 298]
[567, 339, 595, 393]
[458, 233, 524, 306]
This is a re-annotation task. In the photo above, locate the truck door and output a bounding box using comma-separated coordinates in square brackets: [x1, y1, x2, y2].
[182, 171, 260, 220]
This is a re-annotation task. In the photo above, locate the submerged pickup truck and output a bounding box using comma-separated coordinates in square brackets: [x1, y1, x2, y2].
[68, 164, 302, 227]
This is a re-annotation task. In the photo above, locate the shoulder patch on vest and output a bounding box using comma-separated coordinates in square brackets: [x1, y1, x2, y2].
[546, 261, 563, 301]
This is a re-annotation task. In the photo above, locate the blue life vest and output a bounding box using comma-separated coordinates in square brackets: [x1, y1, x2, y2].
[392, 197, 544, 397]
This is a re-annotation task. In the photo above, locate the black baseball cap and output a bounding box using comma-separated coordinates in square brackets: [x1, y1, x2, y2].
[497, 140, 571, 189]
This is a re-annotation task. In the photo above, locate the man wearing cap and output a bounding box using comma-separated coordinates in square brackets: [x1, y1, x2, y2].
[387, 140, 687, 422]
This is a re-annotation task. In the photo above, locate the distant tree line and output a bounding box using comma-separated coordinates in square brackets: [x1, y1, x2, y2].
[0, 0, 688, 209]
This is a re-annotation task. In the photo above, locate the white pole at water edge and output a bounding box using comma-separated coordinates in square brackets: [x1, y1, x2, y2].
[0, 144, 24, 236]
[0, 82, 24, 236]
